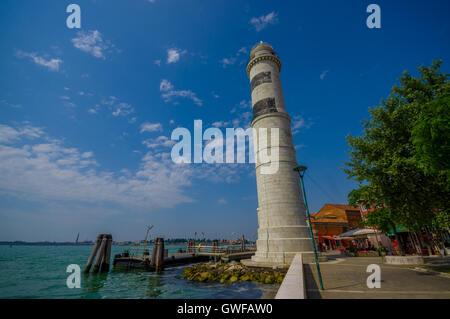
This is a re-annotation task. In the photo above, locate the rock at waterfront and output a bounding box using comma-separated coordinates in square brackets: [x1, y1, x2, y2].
[182, 262, 286, 285]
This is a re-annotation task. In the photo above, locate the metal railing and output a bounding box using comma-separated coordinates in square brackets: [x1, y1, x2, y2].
[121, 243, 256, 258]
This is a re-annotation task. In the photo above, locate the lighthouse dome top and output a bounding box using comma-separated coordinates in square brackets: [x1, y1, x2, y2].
[246, 41, 281, 77]
[250, 41, 275, 60]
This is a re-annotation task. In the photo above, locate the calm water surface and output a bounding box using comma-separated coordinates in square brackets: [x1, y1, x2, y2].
[0, 245, 278, 299]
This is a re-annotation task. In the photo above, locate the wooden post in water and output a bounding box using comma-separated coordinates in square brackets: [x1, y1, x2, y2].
[92, 235, 107, 273]
[212, 240, 218, 254]
[241, 234, 245, 251]
[188, 238, 196, 254]
[101, 234, 112, 272]
[84, 234, 103, 273]
[154, 237, 165, 271]
[191, 239, 196, 254]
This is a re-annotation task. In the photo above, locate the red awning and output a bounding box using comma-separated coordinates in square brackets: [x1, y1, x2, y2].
[321, 236, 337, 240]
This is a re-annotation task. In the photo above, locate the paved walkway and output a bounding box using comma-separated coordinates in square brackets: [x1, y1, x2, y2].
[305, 255, 450, 299]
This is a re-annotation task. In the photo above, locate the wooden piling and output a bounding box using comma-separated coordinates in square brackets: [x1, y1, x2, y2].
[101, 234, 112, 272]
[92, 236, 107, 273]
[190, 239, 196, 254]
[84, 234, 103, 273]
[188, 238, 195, 254]
[241, 234, 245, 251]
[212, 240, 218, 254]
[151, 237, 165, 271]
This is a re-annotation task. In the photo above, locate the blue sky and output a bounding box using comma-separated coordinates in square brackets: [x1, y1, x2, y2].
[1, 0, 449, 241]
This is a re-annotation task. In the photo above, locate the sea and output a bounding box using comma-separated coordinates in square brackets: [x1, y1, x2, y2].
[0, 244, 279, 299]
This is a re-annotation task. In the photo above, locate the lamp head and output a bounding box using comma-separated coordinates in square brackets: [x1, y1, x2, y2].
[293, 165, 307, 177]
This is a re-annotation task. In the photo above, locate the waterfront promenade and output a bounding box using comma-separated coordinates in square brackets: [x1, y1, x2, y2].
[305, 254, 450, 299]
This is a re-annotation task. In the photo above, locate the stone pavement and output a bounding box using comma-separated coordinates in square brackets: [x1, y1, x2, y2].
[305, 254, 450, 299]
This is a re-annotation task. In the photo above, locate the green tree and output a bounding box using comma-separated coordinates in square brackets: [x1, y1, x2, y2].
[344, 60, 450, 249]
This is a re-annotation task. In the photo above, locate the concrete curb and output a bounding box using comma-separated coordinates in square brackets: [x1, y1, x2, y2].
[275, 253, 306, 299]
[412, 267, 450, 278]
[384, 255, 424, 265]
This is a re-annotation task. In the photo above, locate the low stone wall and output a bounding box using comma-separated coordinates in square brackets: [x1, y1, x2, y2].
[275, 253, 305, 299]
[384, 255, 424, 265]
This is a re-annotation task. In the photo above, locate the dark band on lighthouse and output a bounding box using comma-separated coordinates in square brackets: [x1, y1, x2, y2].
[251, 71, 272, 91]
[252, 97, 277, 119]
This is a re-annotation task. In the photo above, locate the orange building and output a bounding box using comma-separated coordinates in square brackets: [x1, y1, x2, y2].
[310, 204, 363, 250]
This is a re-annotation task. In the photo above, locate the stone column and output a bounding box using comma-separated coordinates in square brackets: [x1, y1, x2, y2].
[244, 42, 314, 265]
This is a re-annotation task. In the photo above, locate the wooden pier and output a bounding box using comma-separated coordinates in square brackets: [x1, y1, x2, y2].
[112, 237, 256, 272]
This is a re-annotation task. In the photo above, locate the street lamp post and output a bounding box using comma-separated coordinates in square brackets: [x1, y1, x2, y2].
[294, 165, 324, 290]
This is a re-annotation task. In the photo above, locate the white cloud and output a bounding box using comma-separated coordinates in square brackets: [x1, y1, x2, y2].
[154, 59, 161, 66]
[220, 57, 237, 68]
[112, 103, 134, 117]
[160, 79, 174, 92]
[0, 124, 44, 144]
[16, 51, 62, 72]
[0, 124, 253, 211]
[320, 70, 329, 80]
[71, 30, 113, 59]
[218, 198, 227, 205]
[0, 100, 22, 109]
[220, 46, 248, 68]
[237, 47, 247, 55]
[159, 79, 203, 106]
[250, 12, 278, 32]
[81, 151, 94, 158]
[142, 136, 175, 148]
[140, 122, 163, 133]
[101, 96, 118, 106]
[0, 124, 194, 208]
[211, 121, 230, 128]
[88, 104, 100, 114]
[291, 115, 313, 135]
[167, 48, 186, 64]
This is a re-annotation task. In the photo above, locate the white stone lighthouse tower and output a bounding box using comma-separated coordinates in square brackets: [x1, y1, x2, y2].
[244, 42, 315, 266]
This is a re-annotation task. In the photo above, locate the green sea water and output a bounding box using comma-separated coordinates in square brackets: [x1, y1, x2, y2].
[0, 245, 278, 299]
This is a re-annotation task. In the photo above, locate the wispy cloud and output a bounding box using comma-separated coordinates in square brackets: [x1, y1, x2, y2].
[0, 123, 44, 144]
[142, 136, 175, 148]
[0, 123, 191, 208]
[71, 30, 116, 59]
[16, 50, 62, 72]
[159, 79, 202, 106]
[250, 12, 278, 32]
[112, 102, 134, 117]
[211, 121, 230, 128]
[98, 96, 135, 119]
[140, 122, 163, 133]
[220, 46, 248, 68]
[0, 100, 22, 109]
[220, 57, 237, 68]
[167, 48, 186, 64]
[320, 70, 329, 80]
[291, 115, 313, 135]
[0, 123, 249, 210]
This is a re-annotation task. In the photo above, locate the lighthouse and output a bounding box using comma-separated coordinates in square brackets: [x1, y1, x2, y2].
[243, 42, 315, 266]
